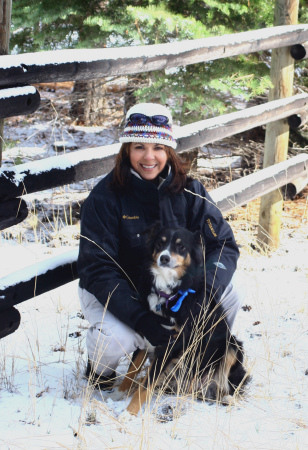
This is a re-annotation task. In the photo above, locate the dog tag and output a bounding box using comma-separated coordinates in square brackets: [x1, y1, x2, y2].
[156, 304, 162, 312]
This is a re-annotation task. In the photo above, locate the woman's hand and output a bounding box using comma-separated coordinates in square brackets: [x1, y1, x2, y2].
[136, 312, 175, 346]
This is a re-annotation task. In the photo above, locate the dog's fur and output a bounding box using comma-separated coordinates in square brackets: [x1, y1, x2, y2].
[114, 225, 248, 416]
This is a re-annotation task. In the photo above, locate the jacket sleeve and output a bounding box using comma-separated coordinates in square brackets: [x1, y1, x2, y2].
[77, 185, 148, 330]
[185, 180, 240, 303]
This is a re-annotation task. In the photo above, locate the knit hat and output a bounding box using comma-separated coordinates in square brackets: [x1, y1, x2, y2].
[119, 103, 177, 149]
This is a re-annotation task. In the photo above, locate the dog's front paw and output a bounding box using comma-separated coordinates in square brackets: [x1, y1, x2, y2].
[221, 394, 237, 406]
[147, 293, 161, 313]
[109, 387, 126, 401]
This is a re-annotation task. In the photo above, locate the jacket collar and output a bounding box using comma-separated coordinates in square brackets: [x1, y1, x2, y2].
[130, 164, 171, 189]
[129, 165, 173, 198]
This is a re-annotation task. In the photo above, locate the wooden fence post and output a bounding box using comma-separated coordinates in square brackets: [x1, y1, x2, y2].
[257, 0, 299, 249]
[0, 0, 12, 167]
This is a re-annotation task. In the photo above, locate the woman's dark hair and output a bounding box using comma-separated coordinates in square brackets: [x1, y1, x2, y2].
[111, 143, 190, 193]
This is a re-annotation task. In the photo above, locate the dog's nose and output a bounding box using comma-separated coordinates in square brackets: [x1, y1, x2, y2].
[160, 254, 170, 266]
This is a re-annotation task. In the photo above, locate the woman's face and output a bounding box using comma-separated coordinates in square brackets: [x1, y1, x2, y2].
[129, 142, 168, 180]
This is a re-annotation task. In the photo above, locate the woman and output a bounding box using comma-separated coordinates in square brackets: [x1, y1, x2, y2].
[77, 102, 243, 389]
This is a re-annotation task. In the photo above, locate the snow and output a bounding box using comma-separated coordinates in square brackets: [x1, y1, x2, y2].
[0, 86, 37, 99]
[0, 234, 307, 449]
[0, 227, 307, 449]
[0, 248, 78, 290]
[1, 143, 120, 186]
[2, 119, 117, 169]
[198, 155, 242, 171]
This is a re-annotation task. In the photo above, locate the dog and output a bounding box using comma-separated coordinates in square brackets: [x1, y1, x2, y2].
[112, 224, 248, 417]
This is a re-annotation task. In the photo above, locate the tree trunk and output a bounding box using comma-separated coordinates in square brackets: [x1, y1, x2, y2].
[70, 79, 108, 126]
[70, 77, 126, 126]
[0, 0, 12, 166]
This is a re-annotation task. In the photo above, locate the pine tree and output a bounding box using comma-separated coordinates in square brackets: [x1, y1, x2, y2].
[10, 1, 306, 124]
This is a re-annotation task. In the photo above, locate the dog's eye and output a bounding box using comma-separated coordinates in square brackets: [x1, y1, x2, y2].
[177, 243, 185, 252]
[156, 240, 165, 249]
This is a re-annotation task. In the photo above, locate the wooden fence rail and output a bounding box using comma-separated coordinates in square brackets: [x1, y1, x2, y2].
[0, 25, 308, 86]
[0, 86, 40, 119]
[0, 198, 28, 230]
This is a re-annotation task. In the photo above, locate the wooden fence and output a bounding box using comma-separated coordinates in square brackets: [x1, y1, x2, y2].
[0, 25, 308, 338]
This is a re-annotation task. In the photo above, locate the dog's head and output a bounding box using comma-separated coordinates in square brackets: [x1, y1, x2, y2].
[147, 224, 203, 282]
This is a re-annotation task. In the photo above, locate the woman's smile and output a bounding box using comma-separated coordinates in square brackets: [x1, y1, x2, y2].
[129, 143, 168, 180]
[141, 163, 156, 169]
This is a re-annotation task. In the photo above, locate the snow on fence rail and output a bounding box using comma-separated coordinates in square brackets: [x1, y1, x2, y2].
[0, 249, 78, 312]
[0, 198, 28, 230]
[0, 153, 307, 309]
[0, 86, 40, 119]
[0, 25, 308, 86]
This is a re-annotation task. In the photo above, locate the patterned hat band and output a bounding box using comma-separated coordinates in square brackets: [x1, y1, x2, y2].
[119, 103, 177, 149]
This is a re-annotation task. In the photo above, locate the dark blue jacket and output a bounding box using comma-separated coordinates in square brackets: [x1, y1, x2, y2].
[77, 169, 239, 330]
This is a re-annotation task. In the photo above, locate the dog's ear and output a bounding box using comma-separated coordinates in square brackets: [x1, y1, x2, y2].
[143, 221, 163, 249]
[192, 231, 204, 265]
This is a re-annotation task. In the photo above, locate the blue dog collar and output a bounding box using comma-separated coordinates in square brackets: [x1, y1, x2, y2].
[170, 289, 196, 312]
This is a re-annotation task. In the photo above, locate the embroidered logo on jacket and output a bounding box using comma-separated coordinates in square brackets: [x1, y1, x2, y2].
[207, 218, 217, 237]
[123, 215, 140, 220]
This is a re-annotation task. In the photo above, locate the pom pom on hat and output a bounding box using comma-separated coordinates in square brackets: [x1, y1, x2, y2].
[119, 103, 177, 149]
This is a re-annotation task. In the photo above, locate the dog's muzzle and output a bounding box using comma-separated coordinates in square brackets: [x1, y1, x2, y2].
[158, 250, 177, 268]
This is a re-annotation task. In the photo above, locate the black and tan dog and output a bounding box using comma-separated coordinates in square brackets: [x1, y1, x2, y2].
[112, 225, 248, 417]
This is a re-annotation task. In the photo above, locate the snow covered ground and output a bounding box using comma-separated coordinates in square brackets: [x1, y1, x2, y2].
[0, 213, 307, 450]
[1, 108, 307, 449]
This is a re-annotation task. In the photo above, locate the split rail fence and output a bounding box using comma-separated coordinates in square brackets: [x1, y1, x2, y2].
[0, 25, 308, 338]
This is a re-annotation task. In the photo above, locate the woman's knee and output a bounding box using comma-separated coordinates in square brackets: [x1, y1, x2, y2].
[87, 326, 127, 360]
[79, 286, 146, 367]
[86, 317, 145, 361]
[86, 323, 143, 375]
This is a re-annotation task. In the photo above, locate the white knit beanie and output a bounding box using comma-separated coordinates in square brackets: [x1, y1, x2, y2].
[119, 103, 177, 149]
